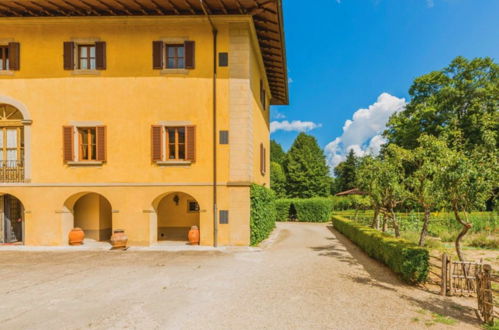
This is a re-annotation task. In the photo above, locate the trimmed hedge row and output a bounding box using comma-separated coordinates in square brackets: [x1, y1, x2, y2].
[332, 215, 429, 284]
[276, 197, 332, 222]
[250, 184, 276, 246]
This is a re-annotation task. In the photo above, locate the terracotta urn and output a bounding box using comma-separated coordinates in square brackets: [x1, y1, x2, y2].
[188, 225, 200, 245]
[68, 228, 85, 246]
[110, 229, 128, 250]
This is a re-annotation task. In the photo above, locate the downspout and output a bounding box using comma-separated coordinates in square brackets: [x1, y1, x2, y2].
[200, 0, 218, 247]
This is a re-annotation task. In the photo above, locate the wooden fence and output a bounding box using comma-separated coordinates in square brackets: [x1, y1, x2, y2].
[432, 253, 497, 325]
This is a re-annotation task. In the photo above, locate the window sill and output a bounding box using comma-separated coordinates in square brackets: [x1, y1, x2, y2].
[0, 70, 14, 76]
[156, 160, 192, 166]
[67, 161, 104, 166]
[71, 70, 101, 76]
[160, 69, 189, 75]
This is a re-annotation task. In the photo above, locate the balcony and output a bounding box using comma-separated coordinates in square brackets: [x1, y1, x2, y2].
[0, 160, 25, 183]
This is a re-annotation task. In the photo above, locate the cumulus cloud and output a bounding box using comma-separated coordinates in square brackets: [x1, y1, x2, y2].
[270, 120, 322, 134]
[325, 93, 406, 170]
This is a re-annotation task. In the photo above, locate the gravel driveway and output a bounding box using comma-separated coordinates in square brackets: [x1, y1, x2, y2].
[0, 223, 480, 329]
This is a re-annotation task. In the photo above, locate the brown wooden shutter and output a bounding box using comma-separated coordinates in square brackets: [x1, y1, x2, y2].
[63, 41, 75, 70]
[152, 41, 164, 69]
[151, 125, 163, 162]
[260, 143, 266, 175]
[96, 126, 107, 162]
[63, 126, 74, 163]
[186, 126, 196, 162]
[8, 42, 20, 71]
[95, 41, 106, 70]
[184, 41, 195, 69]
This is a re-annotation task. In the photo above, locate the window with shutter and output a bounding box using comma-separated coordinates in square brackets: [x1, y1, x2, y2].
[0, 45, 9, 70]
[152, 125, 196, 163]
[64, 125, 106, 164]
[260, 143, 266, 176]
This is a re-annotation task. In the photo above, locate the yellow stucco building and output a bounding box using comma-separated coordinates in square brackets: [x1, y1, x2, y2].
[0, 0, 288, 246]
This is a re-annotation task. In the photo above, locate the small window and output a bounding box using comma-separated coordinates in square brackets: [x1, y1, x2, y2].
[78, 44, 96, 70]
[166, 44, 185, 69]
[0, 46, 9, 70]
[187, 200, 200, 213]
[78, 127, 97, 161]
[166, 127, 186, 160]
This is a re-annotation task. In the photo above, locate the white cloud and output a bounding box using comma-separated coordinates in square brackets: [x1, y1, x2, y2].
[270, 120, 321, 134]
[325, 93, 406, 171]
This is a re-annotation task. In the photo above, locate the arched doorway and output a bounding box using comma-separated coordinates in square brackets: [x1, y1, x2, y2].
[0, 194, 24, 244]
[156, 192, 200, 242]
[0, 104, 26, 183]
[70, 193, 112, 242]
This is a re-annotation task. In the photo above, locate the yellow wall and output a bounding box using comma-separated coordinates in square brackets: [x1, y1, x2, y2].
[0, 16, 272, 247]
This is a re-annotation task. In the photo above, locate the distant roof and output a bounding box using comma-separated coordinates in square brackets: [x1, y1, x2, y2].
[0, 0, 288, 105]
[335, 188, 367, 196]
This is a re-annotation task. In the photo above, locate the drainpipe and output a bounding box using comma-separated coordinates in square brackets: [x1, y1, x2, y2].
[200, 0, 218, 247]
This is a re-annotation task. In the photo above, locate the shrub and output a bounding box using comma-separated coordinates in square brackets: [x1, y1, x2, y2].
[333, 215, 429, 284]
[275, 198, 293, 222]
[465, 233, 499, 249]
[250, 184, 276, 246]
[294, 198, 332, 222]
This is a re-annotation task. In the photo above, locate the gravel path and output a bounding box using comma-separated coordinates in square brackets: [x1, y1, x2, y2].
[0, 223, 480, 329]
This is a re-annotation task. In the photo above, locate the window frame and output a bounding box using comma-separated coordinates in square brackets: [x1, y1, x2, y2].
[77, 127, 97, 161]
[165, 44, 185, 69]
[187, 200, 200, 213]
[77, 44, 97, 71]
[165, 126, 186, 161]
[0, 45, 9, 71]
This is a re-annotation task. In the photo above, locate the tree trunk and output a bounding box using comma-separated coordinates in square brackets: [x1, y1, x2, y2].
[382, 213, 387, 232]
[371, 208, 379, 229]
[418, 208, 431, 247]
[453, 204, 472, 262]
[391, 209, 401, 237]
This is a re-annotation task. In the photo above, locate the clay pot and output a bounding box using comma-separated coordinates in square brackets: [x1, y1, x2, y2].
[110, 229, 128, 250]
[69, 228, 85, 246]
[188, 225, 200, 245]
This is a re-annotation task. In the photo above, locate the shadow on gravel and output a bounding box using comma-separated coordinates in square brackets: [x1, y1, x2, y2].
[311, 225, 480, 327]
[310, 226, 403, 287]
[400, 294, 480, 326]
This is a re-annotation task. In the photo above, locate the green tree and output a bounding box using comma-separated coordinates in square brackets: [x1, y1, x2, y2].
[284, 133, 331, 198]
[356, 146, 409, 237]
[385, 56, 499, 157]
[406, 135, 447, 246]
[436, 149, 495, 261]
[270, 161, 287, 198]
[270, 140, 286, 165]
[334, 149, 359, 193]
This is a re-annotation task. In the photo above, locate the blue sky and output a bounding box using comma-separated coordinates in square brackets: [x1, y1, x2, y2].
[270, 0, 499, 169]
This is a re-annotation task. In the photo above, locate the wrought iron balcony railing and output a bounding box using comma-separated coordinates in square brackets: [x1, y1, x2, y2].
[0, 160, 25, 183]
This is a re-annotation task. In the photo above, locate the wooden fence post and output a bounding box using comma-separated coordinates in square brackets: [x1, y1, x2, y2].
[448, 256, 453, 296]
[441, 253, 447, 296]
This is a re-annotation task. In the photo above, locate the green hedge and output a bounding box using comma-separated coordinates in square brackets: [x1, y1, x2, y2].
[275, 197, 332, 222]
[294, 198, 332, 222]
[332, 215, 429, 284]
[250, 184, 276, 246]
[275, 199, 294, 222]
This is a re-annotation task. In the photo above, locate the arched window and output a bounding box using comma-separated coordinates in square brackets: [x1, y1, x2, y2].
[0, 104, 25, 181]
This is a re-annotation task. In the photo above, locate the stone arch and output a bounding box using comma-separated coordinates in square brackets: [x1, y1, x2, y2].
[0, 193, 25, 244]
[152, 191, 200, 242]
[62, 192, 113, 243]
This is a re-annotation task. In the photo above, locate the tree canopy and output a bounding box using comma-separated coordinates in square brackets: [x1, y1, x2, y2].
[270, 140, 286, 165]
[284, 133, 331, 198]
[334, 149, 359, 193]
